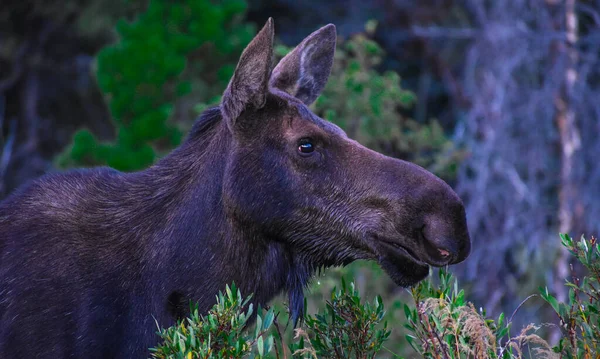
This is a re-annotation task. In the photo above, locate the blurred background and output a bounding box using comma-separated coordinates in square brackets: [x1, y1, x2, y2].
[1, 0, 599, 355]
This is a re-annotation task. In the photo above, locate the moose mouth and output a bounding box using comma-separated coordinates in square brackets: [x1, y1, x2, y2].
[374, 237, 431, 287]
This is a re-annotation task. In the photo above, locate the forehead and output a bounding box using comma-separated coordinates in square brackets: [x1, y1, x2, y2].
[285, 99, 347, 138]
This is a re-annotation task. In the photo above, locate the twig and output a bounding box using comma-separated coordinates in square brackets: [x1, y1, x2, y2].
[501, 293, 540, 352]
[273, 313, 287, 359]
[381, 345, 404, 358]
[431, 328, 451, 359]
[508, 294, 539, 326]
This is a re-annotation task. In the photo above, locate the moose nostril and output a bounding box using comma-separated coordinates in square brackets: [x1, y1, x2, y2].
[420, 231, 455, 265]
[438, 248, 450, 258]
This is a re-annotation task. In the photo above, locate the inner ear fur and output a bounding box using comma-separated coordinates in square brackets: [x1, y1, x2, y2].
[270, 24, 336, 106]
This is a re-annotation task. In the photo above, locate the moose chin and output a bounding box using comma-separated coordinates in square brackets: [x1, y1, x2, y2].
[0, 18, 470, 358]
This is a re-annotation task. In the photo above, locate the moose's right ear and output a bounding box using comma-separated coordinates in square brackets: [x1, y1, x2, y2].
[221, 18, 274, 132]
[269, 24, 336, 106]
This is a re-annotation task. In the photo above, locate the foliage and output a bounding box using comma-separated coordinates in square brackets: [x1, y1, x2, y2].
[540, 234, 600, 358]
[151, 280, 391, 359]
[403, 234, 600, 359]
[262, 261, 409, 358]
[151, 284, 275, 359]
[310, 21, 464, 180]
[404, 268, 555, 359]
[150, 233, 600, 359]
[58, 0, 253, 171]
[293, 279, 391, 359]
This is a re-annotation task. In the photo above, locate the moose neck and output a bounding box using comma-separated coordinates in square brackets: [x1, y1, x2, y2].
[136, 108, 309, 319]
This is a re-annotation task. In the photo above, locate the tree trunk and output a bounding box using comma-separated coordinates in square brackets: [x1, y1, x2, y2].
[552, 0, 581, 344]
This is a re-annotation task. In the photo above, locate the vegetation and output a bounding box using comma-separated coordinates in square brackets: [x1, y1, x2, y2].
[151, 284, 276, 359]
[151, 233, 600, 359]
[540, 234, 600, 358]
[403, 234, 600, 359]
[152, 279, 391, 359]
[404, 269, 554, 358]
[295, 280, 390, 358]
[58, 0, 254, 171]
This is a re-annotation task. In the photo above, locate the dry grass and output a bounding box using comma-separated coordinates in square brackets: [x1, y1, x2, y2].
[415, 298, 557, 359]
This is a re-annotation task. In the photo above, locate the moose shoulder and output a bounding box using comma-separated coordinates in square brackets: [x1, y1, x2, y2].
[0, 19, 470, 358]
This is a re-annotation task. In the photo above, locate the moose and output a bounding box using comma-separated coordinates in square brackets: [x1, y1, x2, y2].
[0, 19, 470, 358]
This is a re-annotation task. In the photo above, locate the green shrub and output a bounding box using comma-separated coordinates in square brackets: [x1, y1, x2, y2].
[151, 284, 275, 359]
[540, 234, 600, 358]
[58, 0, 254, 171]
[150, 281, 391, 359]
[293, 280, 391, 358]
[151, 233, 600, 359]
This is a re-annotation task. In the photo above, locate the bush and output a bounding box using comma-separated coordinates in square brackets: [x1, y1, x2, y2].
[540, 234, 600, 358]
[151, 284, 275, 359]
[293, 280, 391, 359]
[58, 0, 254, 171]
[151, 281, 391, 359]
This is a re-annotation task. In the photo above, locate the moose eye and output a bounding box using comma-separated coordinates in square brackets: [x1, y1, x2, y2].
[298, 138, 315, 155]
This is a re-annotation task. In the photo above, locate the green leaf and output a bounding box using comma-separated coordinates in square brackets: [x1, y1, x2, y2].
[254, 315, 262, 338]
[262, 309, 274, 330]
[257, 336, 264, 357]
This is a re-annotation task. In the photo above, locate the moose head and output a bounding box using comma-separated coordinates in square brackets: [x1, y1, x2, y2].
[218, 18, 470, 304]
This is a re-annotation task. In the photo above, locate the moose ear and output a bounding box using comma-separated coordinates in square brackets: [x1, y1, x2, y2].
[270, 24, 336, 106]
[221, 18, 274, 130]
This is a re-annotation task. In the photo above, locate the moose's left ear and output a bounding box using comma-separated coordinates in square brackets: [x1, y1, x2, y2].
[270, 24, 336, 106]
[221, 18, 274, 130]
